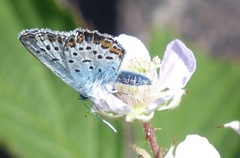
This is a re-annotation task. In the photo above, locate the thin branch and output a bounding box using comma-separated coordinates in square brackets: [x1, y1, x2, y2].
[142, 122, 163, 158]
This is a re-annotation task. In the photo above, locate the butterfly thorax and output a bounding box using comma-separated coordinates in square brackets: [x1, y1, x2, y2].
[73, 70, 119, 98]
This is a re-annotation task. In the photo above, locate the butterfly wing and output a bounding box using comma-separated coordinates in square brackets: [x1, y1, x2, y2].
[19, 28, 126, 97]
[60, 29, 125, 97]
[18, 29, 76, 88]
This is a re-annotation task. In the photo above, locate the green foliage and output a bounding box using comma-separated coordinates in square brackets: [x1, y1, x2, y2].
[0, 0, 239, 158]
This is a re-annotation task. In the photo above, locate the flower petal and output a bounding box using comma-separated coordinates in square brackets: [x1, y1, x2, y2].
[114, 34, 151, 65]
[125, 111, 154, 122]
[164, 144, 175, 158]
[223, 120, 240, 134]
[175, 135, 221, 158]
[146, 89, 186, 112]
[158, 39, 196, 89]
[90, 89, 132, 117]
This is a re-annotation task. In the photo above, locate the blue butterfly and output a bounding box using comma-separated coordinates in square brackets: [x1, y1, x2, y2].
[18, 28, 151, 99]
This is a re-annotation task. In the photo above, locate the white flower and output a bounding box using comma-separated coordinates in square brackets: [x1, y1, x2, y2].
[90, 35, 196, 122]
[164, 135, 221, 158]
[219, 120, 240, 134]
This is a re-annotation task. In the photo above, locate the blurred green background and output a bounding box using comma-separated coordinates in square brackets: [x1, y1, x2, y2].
[0, 0, 239, 158]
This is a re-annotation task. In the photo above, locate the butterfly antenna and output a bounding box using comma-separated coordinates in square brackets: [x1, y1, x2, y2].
[81, 100, 117, 132]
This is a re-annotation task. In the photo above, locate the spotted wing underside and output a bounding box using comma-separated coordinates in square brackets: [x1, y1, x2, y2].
[19, 29, 76, 88]
[19, 28, 151, 97]
[18, 28, 126, 97]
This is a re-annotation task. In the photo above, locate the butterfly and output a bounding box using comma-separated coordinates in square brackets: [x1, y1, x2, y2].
[18, 28, 151, 99]
[19, 28, 152, 131]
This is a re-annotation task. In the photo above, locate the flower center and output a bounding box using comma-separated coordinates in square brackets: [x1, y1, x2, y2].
[114, 56, 161, 121]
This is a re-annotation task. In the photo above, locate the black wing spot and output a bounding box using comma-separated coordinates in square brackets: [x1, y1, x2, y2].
[86, 46, 91, 50]
[97, 55, 103, 59]
[52, 58, 59, 61]
[105, 56, 113, 60]
[73, 52, 78, 56]
[98, 68, 102, 72]
[36, 50, 40, 53]
[68, 60, 74, 63]
[40, 48, 46, 52]
[93, 50, 97, 54]
[46, 45, 51, 50]
[82, 59, 92, 63]
[89, 66, 94, 70]
[54, 47, 59, 51]
[75, 69, 80, 72]
[79, 47, 84, 50]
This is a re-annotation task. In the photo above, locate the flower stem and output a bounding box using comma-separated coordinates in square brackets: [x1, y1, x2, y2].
[142, 122, 162, 158]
